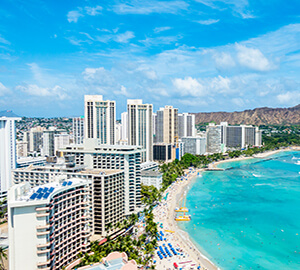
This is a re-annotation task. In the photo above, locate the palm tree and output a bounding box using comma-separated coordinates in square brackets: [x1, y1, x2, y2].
[0, 247, 7, 270]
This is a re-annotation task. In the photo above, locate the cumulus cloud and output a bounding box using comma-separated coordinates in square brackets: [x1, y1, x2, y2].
[16, 84, 68, 100]
[197, 19, 220, 25]
[173, 77, 205, 96]
[67, 10, 83, 23]
[236, 44, 275, 71]
[277, 91, 300, 105]
[0, 82, 10, 96]
[214, 52, 236, 70]
[114, 85, 130, 97]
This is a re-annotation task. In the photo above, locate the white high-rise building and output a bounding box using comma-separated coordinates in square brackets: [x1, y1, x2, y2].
[84, 95, 116, 145]
[72, 117, 84, 144]
[8, 179, 90, 270]
[0, 111, 21, 199]
[54, 133, 70, 154]
[178, 113, 196, 138]
[25, 126, 45, 154]
[42, 129, 59, 157]
[182, 136, 206, 155]
[61, 139, 144, 215]
[127, 99, 153, 162]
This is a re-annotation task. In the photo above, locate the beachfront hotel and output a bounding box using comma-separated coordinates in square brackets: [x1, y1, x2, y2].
[0, 111, 21, 200]
[72, 116, 85, 145]
[84, 95, 116, 145]
[60, 139, 143, 215]
[127, 99, 153, 163]
[8, 178, 90, 270]
[13, 159, 125, 237]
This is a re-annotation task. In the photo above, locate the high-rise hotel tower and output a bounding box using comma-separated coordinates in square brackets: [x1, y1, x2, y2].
[84, 95, 116, 145]
[127, 99, 153, 162]
[0, 111, 21, 200]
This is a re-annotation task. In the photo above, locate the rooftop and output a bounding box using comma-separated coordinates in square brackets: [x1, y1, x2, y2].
[141, 170, 162, 177]
[9, 178, 88, 204]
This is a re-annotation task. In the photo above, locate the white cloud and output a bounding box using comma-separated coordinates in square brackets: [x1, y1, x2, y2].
[194, 0, 254, 19]
[0, 82, 10, 96]
[0, 35, 10, 45]
[113, 1, 189, 15]
[210, 75, 231, 93]
[236, 44, 275, 71]
[140, 36, 181, 46]
[277, 91, 300, 105]
[173, 77, 205, 96]
[197, 19, 220, 25]
[16, 84, 67, 100]
[114, 31, 135, 43]
[85, 6, 102, 16]
[114, 85, 130, 97]
[67, 10, 83, 23]
[214, 52, 236, 69]
[154, 26, 172, 33]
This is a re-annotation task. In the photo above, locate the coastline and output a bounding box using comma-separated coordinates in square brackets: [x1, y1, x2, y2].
[154, 168, 219, 270]
[210, 146, 300, 169]
[153, 146, 300, 270]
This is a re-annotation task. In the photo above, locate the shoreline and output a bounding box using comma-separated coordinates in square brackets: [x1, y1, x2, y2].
[154, 168, 219, 270]
[210, 146, 300, 169]
[153, 146, 300, 270]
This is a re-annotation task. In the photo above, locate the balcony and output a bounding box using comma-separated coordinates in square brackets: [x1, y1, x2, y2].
[37, 242, 50, 248]
[36, 207, 49, 212]
[37, 248, 50, 254]
[37, 260, 50, 267]
[37, 230, 50, 236]
[37, 225, 50, 230]
[36, 212, 50, 218]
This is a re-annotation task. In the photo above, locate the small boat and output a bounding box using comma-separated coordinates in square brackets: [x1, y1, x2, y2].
[175, 214, 191, 221]
[174, 207, 189, 212]
[174, 192, 189, 213]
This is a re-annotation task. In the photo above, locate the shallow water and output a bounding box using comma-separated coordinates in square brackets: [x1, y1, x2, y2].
[179, 151, 300, 270]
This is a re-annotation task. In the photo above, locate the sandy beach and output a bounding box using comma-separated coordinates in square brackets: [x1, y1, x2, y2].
[153, 168, 219, 270]
[153, 147, 300, 270]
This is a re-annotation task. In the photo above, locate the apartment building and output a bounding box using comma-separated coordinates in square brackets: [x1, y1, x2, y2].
[84, 95, 116, 145]
[8, 179, 90, 270]
[72, 117, 85, 145]
[60, 139, 143, 215]
[178, 113, 196, 138]
[127, 99, 153, 162]
[13, 162, 125, 236]
[182, 136, 206, 155]
[0, 111, 21, 200]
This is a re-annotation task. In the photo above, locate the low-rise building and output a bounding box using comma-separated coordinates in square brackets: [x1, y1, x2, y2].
[141, 170, 163, 190]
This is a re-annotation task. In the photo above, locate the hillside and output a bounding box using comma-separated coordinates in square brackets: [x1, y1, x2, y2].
[193, 104, 300, 126]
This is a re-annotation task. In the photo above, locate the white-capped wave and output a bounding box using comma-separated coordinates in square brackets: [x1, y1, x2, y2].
[253, 174, 261, 177]
[255, 183, 275, 187]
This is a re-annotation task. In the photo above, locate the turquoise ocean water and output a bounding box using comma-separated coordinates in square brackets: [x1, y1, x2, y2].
[179, 151, 300, 270]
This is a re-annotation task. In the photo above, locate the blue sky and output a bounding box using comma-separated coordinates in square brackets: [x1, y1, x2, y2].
[0, 0, 299, 117]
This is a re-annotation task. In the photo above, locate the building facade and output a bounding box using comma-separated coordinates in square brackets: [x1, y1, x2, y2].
[0, 111, 21, 199]
[8, 179, 90, 270]
[84, 95, 116, 145]
[206, 123, 223, 154]
[178, 113, 196, 138]
[61, 139, 143, 215]
[182, 136, 206, 156]
[127, 99, 153, 162]
[141, 170, 163, 190]
[72, 117, 84, 145]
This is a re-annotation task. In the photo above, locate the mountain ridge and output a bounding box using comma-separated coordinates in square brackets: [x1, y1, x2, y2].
[192, 104, 300, 125]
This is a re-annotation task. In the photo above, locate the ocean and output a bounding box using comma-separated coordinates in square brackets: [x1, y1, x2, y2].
[179, 151, 300, 270]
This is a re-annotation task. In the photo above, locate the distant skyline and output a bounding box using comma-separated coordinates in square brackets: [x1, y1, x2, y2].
[0, 0, 299, 117]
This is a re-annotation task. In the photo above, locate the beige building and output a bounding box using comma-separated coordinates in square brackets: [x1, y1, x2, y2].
[155, 106, 178, 144]
[84, 95, 116, 145]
